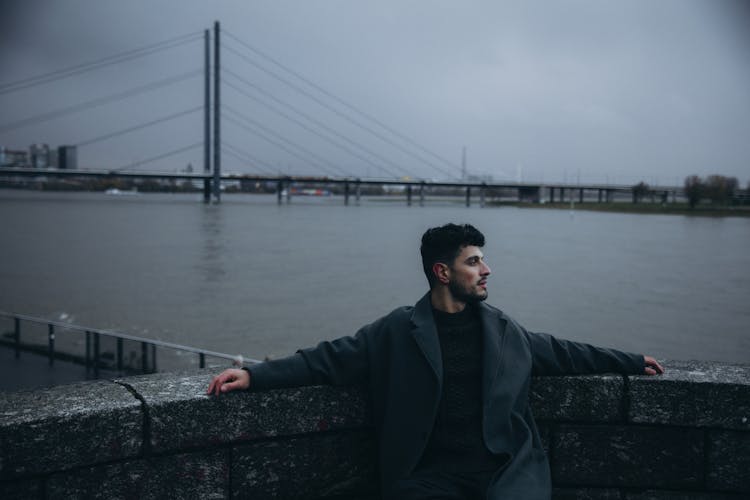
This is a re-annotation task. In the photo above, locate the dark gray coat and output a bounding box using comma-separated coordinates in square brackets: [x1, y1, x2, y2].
[249, 293, 644, 498]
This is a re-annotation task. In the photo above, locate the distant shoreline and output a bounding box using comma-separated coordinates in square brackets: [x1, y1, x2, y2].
[2, 185, 749, 217]
[489, 201, 750, 217]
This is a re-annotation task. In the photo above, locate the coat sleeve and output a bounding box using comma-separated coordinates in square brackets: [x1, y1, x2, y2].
[522, 327, 645, 376]
[247, 325, 371, 391]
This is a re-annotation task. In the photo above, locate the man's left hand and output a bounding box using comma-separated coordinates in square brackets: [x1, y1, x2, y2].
[643, 355, 665, 375]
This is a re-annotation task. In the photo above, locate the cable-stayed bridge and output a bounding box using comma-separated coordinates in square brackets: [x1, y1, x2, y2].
[0, 22, 682, 204]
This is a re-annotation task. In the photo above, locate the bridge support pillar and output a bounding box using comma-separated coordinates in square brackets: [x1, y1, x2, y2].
[419, 182, 425, 206]
[203, 180, 211, 204]
[550, 187, 555, 203]
[579, 188, 584, 203]
[407, 185, 413, 206]
[598, 189, 603, 202]
[277, 180, 284, 205]
[466, 186, 471, 207]
[344, 181, 350, 206]
[480, 184, 486, 208]
[355, 180, 361, 206]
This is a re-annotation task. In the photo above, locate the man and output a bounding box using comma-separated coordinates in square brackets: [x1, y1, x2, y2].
[208, 223, 664, 499]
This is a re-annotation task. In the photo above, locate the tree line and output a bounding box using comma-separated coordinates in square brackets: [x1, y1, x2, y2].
[683, 175, 743, 208]
[630, 175, 746, 208]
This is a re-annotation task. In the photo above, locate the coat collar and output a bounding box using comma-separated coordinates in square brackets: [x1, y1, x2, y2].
[410, 293, 508, 395]
[477, 301, 508, 400]
[410, 292, 442, 381]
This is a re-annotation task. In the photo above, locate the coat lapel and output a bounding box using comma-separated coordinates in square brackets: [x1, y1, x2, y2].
[479, 302, 507, 401]
[410, 293, 442, 382]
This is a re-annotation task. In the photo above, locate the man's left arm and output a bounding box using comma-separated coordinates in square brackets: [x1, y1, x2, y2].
[524, 329, 664, 376]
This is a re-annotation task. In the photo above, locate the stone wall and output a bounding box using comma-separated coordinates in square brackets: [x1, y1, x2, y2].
[1, 360, 748, 499]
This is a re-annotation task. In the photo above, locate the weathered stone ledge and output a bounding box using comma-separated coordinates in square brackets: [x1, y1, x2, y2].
[1, 360, 748, 499]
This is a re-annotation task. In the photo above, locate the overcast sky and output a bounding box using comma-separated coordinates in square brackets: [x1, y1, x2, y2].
[1, 0, 748, 186]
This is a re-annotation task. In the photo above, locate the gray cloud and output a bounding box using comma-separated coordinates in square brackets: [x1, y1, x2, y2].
[1, 0, 748, 185]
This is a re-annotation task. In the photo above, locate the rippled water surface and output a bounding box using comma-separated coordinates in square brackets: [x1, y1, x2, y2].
[1, 189, 748, 366]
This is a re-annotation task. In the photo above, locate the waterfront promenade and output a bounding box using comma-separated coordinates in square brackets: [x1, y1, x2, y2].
[1, 359, 748, 498]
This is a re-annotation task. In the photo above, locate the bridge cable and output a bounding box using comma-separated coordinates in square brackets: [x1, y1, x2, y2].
[223, 105, 367, 178]
[224, 78, 405, 179]
[223, 112, 351, 178]
[0, 32, 203, 95]
[223, 69, 422, 179]
[112, 142, 202, 172]
[223, 143, 275, 175]
[224, 111, 351, 178]
[75, 106, 203, 147]
[222, 144, 276, 176]
[222, 148, 269, 176]
[223, 43, 455, 180]
[0, 70, 202, 134]
[223, 31, 463, 175]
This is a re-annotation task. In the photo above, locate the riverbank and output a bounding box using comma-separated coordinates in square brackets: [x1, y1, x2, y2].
[488, 201, 750, 217]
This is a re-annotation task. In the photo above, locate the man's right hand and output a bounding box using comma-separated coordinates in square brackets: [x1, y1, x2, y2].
[207, 368, 250, 396]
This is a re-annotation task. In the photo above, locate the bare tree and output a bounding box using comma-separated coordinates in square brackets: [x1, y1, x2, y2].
[705, 175, 738, 205]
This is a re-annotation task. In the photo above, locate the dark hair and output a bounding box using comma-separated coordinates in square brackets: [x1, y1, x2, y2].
[420, 223, 485, 286]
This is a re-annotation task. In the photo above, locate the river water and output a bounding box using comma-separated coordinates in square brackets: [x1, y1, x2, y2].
[1, 189, 748, 367]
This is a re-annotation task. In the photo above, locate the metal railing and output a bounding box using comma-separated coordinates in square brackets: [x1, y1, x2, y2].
[0, 311, 260, 377]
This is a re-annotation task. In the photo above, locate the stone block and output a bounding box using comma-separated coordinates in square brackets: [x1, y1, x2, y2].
[0, 380, 142, 479]
[117, 371, 372, 453]
[552, 425, 703, 489]
[532, 375, 625, 422]
[232, 430, 378, 499]
[707, 430, 750, 493]
[0, 478, 43, 500]
[537, 422, 551, 455]
[47, 449, 229, 499]
[625, 490, 748, 499]
[629, 360, 750, 431]
[552, 487, 623, 499]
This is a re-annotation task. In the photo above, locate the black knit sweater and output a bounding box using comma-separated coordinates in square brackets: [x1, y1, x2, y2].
[421, 304, 499, 470]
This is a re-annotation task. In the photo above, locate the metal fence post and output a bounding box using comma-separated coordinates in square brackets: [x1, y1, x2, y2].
[85, 331, 91, 372]
[14, 317, 20, 359]
[48, 324, 55, 366]
[141, 342, 148, 373]
[117, 338, 123, 373]
[94, 332, 100, 378]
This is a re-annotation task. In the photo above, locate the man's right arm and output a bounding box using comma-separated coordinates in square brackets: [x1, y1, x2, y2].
[206, 325, 373, 395]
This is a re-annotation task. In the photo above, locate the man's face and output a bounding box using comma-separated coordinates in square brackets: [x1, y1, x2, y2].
[446, 245, 491, 303]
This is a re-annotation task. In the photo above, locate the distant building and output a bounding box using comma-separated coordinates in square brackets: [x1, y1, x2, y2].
[57, 145, 77, 169]
[0, 146, 29, 167]
[30, 144, 51, 168]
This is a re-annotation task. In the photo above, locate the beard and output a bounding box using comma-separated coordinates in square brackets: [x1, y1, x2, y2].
[448, 278, 488, 304]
